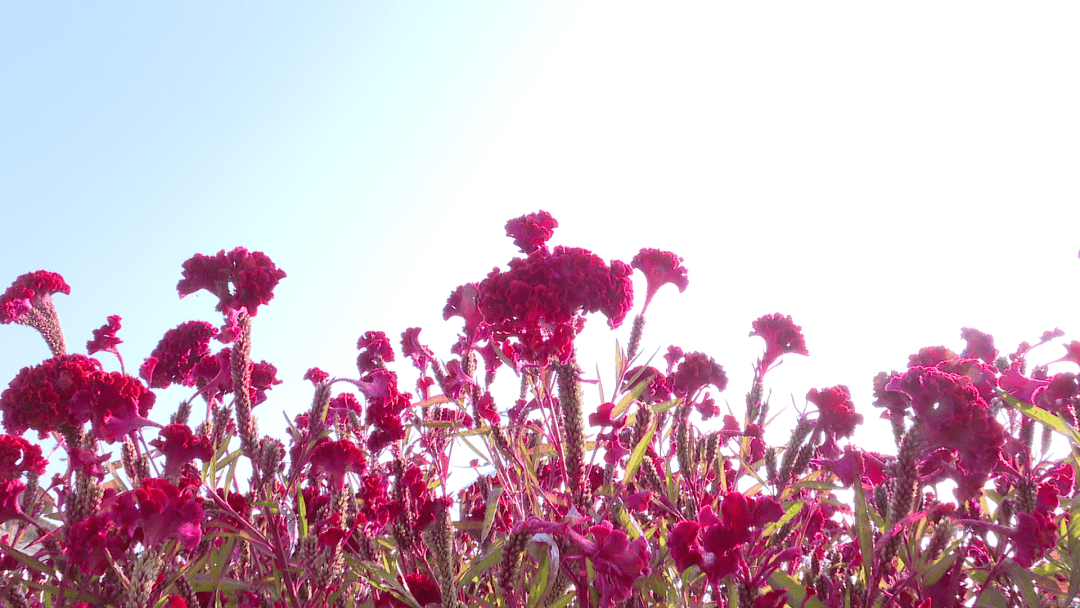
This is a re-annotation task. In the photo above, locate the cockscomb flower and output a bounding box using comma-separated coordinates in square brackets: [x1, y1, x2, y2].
[176, 247, 286, 317]
[70, 370, 158, 443]
[112, 477, 205, 551]
[806, 385, 863, 439]
[86, 314, 123, 360]
[141, 321, 219, 389]
[631, 248, 688, 313]
[669, 493, 783, 586]
[749, 313, 808, 372]
[311, 438, 368, 491]
[0, 270, 70, 355]
[670, 351, 728, 398]
[478, 245, 633, 365]
[64, 513, 131, 575]
[357, 330, 395, 374]
[443, 283, 485, 343]
[1049, 340, 1080, 369]
[960, 327, 998, 365]
[150, 424, 214, 480]
[0, 354, 101, 437]
[505, 210, 558, 255]
[572, 521, 652, 607]
[0, 434, 47, 481]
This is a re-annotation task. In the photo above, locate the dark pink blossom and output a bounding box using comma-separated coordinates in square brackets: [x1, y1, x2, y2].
[150, 424, 214, 480]
[505, 210, 558, 255]
[69, 370, 157, 443]
[960, 327, 998, 365]
[622, 366, 671, 404]
[304, 367, 329, 386]
[357, 330, 395, 374]
[0, 271, 69, 324]
[401, 327, 436, 372]
[405, 572, 442, 607]
[999, 360, 1048, 405]
[580, 521, 652, 607]
[444, 283, 485, 342]
[1011, 510, 1057, 567]
[670, 352, 727, 398]
[806, 385, 863, 439]
[0, 434, 47, 480]
[442, 359, 475, 400]
[1050, 340, 1080, 368]
[0, 354, 102, 437]
[631, 248, 688, 313]
[112, 477, 204, 550]
[86, 315, 123, 357]
[65, 513, 131, 575]
[749, 313, 808, 372]
[141, 321, 219, 389]
[176, 247, 286, 317]
[0, 479, 31, 526]
[311, 438, 368, 491]
[907, 346, 956, 368]
[249, 360, 281, 406]
[478, 245, 634, 365]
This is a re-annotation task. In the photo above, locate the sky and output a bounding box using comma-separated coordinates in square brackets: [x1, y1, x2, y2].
[3, 3, 1080, 468]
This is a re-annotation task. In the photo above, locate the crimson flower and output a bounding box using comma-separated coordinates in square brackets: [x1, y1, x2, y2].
[631, 248, 688, 313]
[176, 247, 286, 317]
[111, 477, 205, 550]
[0, 354, 101, 437]
[151, 424, 214, 479]
[578, 521, 652, 607]
[1011, 511, 1057, 567]
[0, 270, 69, 324]
[141, 321, 218, 389]
[670, 351, 728, 398]
[0, 434, 47, 480]
[86, 315, 123, 357]
[0, 479, 31, 526]
[505, 210, 558, 255]
[669, 492, 782, 586]
[304, 367, 329, 386]
[960, 327, 998, 365]
[806, 385, 863, 439]
[357, 330, 395, 374]
[311, 438, 368, 491]
[749, 313, 808, 372]
[69, 370, 158, 443]
[65, 513, 131, 575]
[1050, 340, 1080, 368]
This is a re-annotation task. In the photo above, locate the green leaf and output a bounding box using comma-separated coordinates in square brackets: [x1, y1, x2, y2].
[458, 546, 503, 586]
[1069, 492, 1080, 599]
[0, 543, 54, 576]
[768, 571, 827, 608]
[481, 486, 504, 543]
[976, 586, 1009, 608]
[623, 415, 656, 482]
[852, 478, 874, 584]
[999, 390, 1080, 444]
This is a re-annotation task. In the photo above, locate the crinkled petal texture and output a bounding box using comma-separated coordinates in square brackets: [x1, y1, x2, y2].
[631, 248, 688, 311]
[0, 354, 102, 437]
[0, 271, 69, 324]
[587, 521, 652, 607]
[749, 313, 809, 370]
[86, 315, 123, 356]
[505, 210, 558, 255]
[806, 385, 863, 439]
[112, 477, 204, 551]
[478, 246, 633, 365]
[177, 247, 285, 317]
[141, 321, 219, 389]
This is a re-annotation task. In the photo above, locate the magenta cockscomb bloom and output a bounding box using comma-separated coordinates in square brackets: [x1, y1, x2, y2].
[631, 248, 688, 313]
[1011, 510, 1058, 568]
[478, 245, 634, 365]
[0, 270, 71, 355]
[86, 315, 123, 358]
[0, 354, 102, 437]
[960, 327, 998, 365]
[505, 210, 558, 255]
[401, 327, 436, 372]
[670, 352, 728, 398]
[886, 367, 1004, 498]
[141, 321, 218, 389]
[304, 367, 329, 386]
[749, 313, 808, 372]
[907, 346, 956, 368]
[670, 493, 781, 587]
[65, 513, 131, 575]
[0, 434, 47, 481]
[1049, 340, 1080, 368]
[360, 368, 411, 452]
[177, 247, 286, 317]
[112, 477, 205, 551]
[70, 370, 158, 443]
[150, 424, 214, 480]
[806, 385, 863, 439]
[0, 271, 69, 324]
[444, 283, 485, 343]
[574, 521, 652, 607]
[311, 438, 368, 491]
[357, 330, 395, 374]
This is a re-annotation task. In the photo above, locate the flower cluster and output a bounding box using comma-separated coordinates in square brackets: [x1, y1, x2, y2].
[0, 213, 1076, 608]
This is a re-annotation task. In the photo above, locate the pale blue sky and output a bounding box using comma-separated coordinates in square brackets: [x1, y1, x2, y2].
[3, 4, 1080, 457]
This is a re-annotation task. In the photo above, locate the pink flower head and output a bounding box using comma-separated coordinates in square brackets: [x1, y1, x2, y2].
[69, 370, 157, 443]
[0, 270, 69, 324]
[0, 479, 31, 526]
[579, 521, 652, 607]
[0, 434, 47, 480]
[960, 327, 998, 365]
[907, 346, 956, 368]
[150, 424, 214, 479]
[631, 248, 688, 313]
[304, 367, 329, 386]
[112, 477, 205, 550]
[176, 247, 286, 317]
[311, 438, 368, 491]
[806, 385, 863, 439]
[505, 210, 558, 255]
[670, 352, 728, 398]
[357, 330, 395, 374]
[1011, 510, 1057, 567]
[141, 321, 219, 389]
[444, 283, 485, 343]
[65, 513, 131, 575]
[401, 327, 436, 372]
[886, 367, 1004, 488]
[1050, 340, 1080, 369]
[86, 315, 123, 357]
[622, 366, 671, 404]
[478, 245, 634, 365]
[249, 360, 281, 406]
[442, 359, 475, 400]
[0, 354, 102, 437]
[749, 313, 809, 372]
